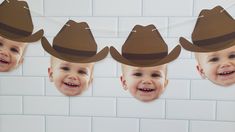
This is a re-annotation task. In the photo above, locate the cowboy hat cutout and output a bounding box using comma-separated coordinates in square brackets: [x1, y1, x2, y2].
[41, 20, 109, 63]
[110, 24, 181, 67]
[0, 0, 43, 42]
[180, 6, 235, 52]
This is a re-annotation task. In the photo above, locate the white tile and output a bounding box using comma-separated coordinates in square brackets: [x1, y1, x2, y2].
[0, 77, 44, 95]
[168, 17, 197, 38]
[191, 80, 235, 100]
[166, 100, 216, 120]
[118, 17, 168, 37]
[217, 101, 235, 121]
[93, 117, 139, 132]
[94, 58, 117, 77]
[71, 17, 118, 37]
[46, 116, 91, 132]
[141, 119, 188, 132]
[27, 0, 44, 16]
[0, 96, 22, 114]
[25, 42, 45, 57]
[194, 0, 235, 16]
[0, 66, 22, 76]
[70, 97, 116, 116]
[117, 98, 165, 118]
[32, 17, 69, 37]
[93, 78, 130, 97]
[191, 121, 235, 132]
[161, 80, 190, 99]
[45, 78, 92, 96]
[168, 59, 201, 79]
[24, 96, 69, 115]
[23, 57, 50, 76]
[93, 0, 141, 16]
[143, 0, 193, 16]
[44, 0, 92, 16]
[0, 115, 44, 132]
[95, 38, 125, 58]
[164, 38, 192, 59]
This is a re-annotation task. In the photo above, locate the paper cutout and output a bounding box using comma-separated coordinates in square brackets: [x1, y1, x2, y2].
[0, 0, 43, 42]
[179, 6, 235, 52]
[110, 24, 181, 67]
[180, 6, 235, 87]
[41, 20, 109, 63]
[42, 20, 108, 96]
[111, 24, 180, 102]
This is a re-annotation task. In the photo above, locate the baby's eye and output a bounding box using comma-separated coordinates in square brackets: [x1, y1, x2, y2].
[10, 47, 19, 53]
[209, 57, 219, 62]
[78, 70, 87, 75]
[61, 67, 69, 71]
[0, 42, 3, 46]
[229, 54, 235, 59]
[151, 73, 161, 78]
[133, 73, 142, 76]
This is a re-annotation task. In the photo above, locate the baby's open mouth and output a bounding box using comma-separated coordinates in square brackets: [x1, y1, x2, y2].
[0, 58, 9, 65]
[217, 70, 235, 76]
[63, 82, 80, 88]
[137, 87, 156, 92]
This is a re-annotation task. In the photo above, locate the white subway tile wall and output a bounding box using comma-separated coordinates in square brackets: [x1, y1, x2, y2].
[0, 0, 235, 132]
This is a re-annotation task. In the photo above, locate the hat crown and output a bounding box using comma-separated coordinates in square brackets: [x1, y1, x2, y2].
[53, 20, 97, 53]
[122, 25, 167, 55]
[192, 6, 235, 41]
[0, 0, 33, 33]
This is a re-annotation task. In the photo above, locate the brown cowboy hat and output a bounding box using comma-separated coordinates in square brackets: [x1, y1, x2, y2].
[110, 24, 181, 67]
[0, 0, 43, 42]
[41, 20, 109, 63]
[180, 6, 235, 52]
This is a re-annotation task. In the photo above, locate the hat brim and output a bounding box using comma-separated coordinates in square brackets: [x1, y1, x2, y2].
[0, 28, 44, 43]
[41, 37, 109, 63]
[179, 37, 235, 52]
[110, 45, 181, 67]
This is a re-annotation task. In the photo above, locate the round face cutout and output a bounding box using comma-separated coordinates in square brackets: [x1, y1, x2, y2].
[48, 57, 94, 96]
[196, 45, 235, 87]
[121, 64, 168, 102]
[0, 36, 26, 72]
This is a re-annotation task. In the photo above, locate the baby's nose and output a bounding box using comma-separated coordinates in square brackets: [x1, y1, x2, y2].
[220, 61, 232, 68]
[142, 78, 152, 84]
[68, 74, 78, 80]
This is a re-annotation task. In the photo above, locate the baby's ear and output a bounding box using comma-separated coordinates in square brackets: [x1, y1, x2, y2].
[18, 57, 24, 65]
[88, 76, 93, 86]
[164, 78, 169, 88]
[48, 67, 53, 82]
[196, 65, 206, 79]
[120, 75, 128, 90]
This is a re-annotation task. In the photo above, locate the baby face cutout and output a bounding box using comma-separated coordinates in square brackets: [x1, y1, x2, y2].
[196, 45, 235, 86]
[48, 57, 94, 96]
[121, 64, 168, 102]
[0, 36, 27, 72]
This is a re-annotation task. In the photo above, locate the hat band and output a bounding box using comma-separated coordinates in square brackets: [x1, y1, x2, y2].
[53, 45, 96, 57]
[193, 32, 235, 46]
[123, 52, 167, 60]
[0, 22, 31, 37]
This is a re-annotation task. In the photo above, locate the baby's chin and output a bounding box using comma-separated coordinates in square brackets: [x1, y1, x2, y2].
[213, 80, 235, 87]
[134, 94, 159, 102]
[0, 65, 14, 72]
[208, 78, 235, 87]
[56, 84, 87, 96]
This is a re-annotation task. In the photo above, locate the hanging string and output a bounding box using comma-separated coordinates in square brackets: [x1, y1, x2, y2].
[10, 0, 235, 34]
[220, 1, 235, 12]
